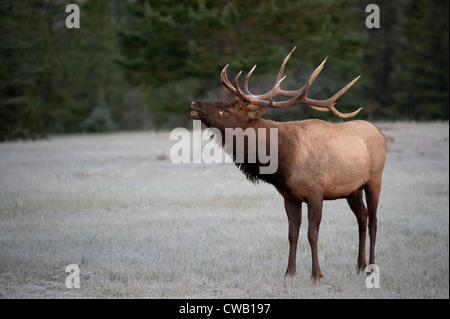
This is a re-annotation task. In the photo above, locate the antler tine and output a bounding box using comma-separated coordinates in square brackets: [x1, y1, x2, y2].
[244, 65, 257, 95]
[243, 47, 296, 99]
[234, 70, 251, 105]
[327, 105, 363, 118]
[312, 75, 363, 118]
[221, 64, 240, 98]
[302, 57, 327, 94]
[276, 46, 296, 83]
[269, 75, 287, 106]
[328, 75, 361, 104]
[267, 56, 327, 101]
[303, 74, 362, 117]
[234, 70, 243, 90]
[234, 70, 252, 102]
[308, 105, 331, 112]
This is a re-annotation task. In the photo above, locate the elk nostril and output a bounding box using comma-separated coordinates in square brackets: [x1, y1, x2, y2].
[191, 101, 198, 108]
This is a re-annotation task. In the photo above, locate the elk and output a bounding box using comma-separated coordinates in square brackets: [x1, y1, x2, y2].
[190, 47, 386, 282]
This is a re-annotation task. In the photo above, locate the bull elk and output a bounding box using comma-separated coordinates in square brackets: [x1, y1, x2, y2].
[190, 47, 386, 282]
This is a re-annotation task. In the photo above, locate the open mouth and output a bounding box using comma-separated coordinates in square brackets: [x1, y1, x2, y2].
[191, 110, 201, 119]
[191, 102, 205, 120]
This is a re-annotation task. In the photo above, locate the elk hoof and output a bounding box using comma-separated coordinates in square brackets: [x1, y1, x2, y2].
[284, 270, 296, 278]
[311, 272, 323, 283]
[356, 263, 367, 274]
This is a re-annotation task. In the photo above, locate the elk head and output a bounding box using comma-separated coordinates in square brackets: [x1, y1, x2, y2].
[191, 47, 362, 131]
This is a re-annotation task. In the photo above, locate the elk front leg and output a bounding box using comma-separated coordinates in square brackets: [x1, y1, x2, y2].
[307, 199, 323, 282]
[284, 198, 302, 277]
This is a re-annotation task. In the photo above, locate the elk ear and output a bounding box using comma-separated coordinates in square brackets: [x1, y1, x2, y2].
[245, 105, 269, 120]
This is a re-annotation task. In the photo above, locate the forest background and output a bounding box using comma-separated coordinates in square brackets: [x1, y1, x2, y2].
[0, 0, 448, 141]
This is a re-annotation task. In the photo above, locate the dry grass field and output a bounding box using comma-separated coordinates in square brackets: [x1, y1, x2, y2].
[0, 121, 448, 298]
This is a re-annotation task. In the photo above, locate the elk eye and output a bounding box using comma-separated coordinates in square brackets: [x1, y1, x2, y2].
[219, 109, 230, 115]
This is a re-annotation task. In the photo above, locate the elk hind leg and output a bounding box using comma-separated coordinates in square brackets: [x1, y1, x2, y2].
[365, 180, 382, 266]
[346, 189, 367, 272]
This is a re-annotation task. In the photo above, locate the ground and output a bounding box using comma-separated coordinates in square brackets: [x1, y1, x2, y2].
[0, 121, 448, 298]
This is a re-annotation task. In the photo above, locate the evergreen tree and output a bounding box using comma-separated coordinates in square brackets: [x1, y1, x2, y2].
[48, 0, 127, 133]
[394, 0, 449, 120]
[362, 1, 403, 119]
[0, 0, 128, 140]
[0, 1, 65, 140]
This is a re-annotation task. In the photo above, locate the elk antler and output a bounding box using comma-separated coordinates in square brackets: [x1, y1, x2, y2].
[220, 47, 362, 118]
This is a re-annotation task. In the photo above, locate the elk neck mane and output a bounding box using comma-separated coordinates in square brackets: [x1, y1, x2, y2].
[209, 119, 279, 185]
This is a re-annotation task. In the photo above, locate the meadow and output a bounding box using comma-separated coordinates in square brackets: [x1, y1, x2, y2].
[0, 122, 448, 298]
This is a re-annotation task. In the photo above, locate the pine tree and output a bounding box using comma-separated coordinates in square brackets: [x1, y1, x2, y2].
[50, 0, 127, 133]
[361, 1, 403, 119]
[0, 1, 65, 140]
[394, 0, 449, 120]
[0, 0, 128, 140]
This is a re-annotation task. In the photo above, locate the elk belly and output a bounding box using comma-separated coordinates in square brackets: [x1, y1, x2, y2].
[323, 146, 370, 199]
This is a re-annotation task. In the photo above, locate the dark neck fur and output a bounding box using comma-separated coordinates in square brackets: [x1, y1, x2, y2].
[215, 119, 280, 185]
